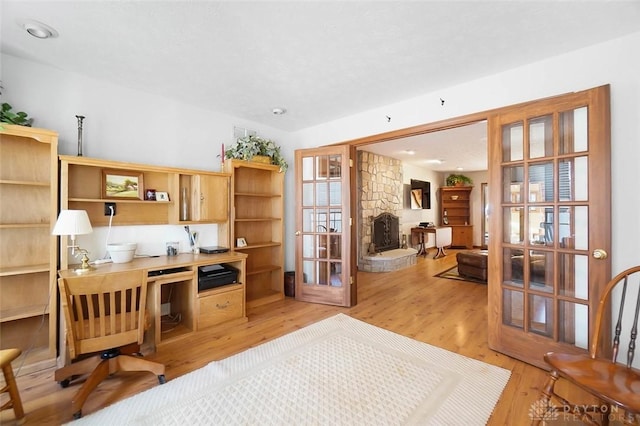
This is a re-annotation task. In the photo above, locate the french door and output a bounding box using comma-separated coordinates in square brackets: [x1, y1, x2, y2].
[487, 85, 611, 368]
[294, 145, 356, 307]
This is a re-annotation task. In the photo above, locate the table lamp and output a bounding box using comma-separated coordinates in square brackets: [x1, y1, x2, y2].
[52, 210, 93, 272]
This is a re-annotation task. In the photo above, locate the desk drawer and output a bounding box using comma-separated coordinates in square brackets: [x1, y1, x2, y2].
[197, 288, 244, 329]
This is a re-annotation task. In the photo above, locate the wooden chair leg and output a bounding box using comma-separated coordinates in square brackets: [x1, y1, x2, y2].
[54, 355, 102, 384]
[1, 356, 25, 423]
[531, 371, 558, 425]
[70, 359, 110, 418]
[116, 355, 165, 377]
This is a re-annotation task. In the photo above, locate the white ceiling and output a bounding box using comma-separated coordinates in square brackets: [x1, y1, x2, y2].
[358, 120, 488, 172]
[2, 1, 639, 171]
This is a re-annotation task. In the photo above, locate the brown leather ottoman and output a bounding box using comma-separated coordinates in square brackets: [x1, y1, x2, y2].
[456, 250, 488, 281]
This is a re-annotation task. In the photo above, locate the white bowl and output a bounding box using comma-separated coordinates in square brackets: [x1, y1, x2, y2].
[107, 242, 137, 263]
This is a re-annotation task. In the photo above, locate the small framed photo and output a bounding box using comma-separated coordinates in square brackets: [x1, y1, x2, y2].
[103, 170, 144, 200]
[236, 237, 247, 248]
[155, 191, 169, 202]
[145, 189, 156, 201]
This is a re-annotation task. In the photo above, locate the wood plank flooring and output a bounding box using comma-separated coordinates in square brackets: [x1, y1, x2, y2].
[2, 251, 566, 425]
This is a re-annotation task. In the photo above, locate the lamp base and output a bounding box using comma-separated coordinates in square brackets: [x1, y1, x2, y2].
[71, 252, 93, 274]
[72, 265, 94, 274]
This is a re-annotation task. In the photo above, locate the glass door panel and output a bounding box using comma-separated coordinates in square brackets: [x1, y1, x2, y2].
[529, 294, 553, 337]
[488, 86, 611, 369]
[502, 122, 524, 162]
[529, 115, 553, 159]
[295, 145, 352, 306]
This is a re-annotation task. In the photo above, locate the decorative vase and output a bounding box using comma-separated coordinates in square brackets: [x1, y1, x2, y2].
[181, 187, 189, 221]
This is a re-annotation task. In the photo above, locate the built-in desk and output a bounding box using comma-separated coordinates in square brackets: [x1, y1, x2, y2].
[58, 252, 248, 356]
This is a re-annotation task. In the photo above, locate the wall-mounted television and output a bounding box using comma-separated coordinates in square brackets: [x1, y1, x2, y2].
[410, 179, 431, 209]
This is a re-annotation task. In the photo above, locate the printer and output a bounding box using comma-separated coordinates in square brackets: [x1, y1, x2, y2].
[198, 264, 239, 291]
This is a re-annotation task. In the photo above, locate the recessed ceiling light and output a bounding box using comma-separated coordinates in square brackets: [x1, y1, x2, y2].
[272, 107, 286, 115]
[21, 20, 59, 39]
[425, 159, 443, 164]
[405, 150, 415, 155]
[456, 167, 464, 171]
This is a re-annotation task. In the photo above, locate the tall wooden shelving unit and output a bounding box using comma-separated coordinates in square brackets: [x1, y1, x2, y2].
[439, 186, 473, 248]
[226, 160, 284, 308]
[0, 124, 58, 375]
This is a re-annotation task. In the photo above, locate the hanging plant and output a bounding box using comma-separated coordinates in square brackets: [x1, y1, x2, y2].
[224, 135, 288, 172]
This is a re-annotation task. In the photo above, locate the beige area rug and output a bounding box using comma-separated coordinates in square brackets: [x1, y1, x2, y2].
[73, 314, 510, 425]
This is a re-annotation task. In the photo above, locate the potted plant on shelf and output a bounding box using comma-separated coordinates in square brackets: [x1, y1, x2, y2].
[445, 174, 473, 187]
[224, 135, 288, 172]
[0, 82, 34, 128]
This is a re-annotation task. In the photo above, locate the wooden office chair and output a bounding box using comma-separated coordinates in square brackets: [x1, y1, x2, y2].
[0, 348, 25, 424]
[55, 270, 166, 419]
[534, 265, 640, 425]
[434, 227, 452, 259]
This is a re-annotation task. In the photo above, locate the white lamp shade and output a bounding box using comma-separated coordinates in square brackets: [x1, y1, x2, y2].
[52, 210, 93, 236]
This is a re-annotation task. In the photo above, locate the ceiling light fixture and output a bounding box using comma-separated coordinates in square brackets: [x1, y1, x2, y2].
[21, 19, 59, 39]
[405, 150, 415, 155]
[272, 107, 286, 115]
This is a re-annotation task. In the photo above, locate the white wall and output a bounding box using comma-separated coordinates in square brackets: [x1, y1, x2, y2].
[401, 163, 441, 248]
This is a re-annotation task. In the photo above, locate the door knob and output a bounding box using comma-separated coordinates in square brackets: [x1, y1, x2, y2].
[295, 231, 301, 236]
[592, 249, 608, 260]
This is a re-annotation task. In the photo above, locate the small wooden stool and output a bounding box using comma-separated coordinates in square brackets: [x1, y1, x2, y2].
[0, 348, 25, 424]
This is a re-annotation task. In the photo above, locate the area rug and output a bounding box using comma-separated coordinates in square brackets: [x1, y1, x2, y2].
[436, 265, 487, 285]
[73, 314, 510, 425]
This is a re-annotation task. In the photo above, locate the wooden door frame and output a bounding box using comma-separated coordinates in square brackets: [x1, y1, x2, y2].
[334, 88, 610, 353]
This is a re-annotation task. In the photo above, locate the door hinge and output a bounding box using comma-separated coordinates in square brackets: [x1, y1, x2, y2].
[349, 217, 352, 226]
[350, 276, 354, 285]
[349, 158, 353, 167]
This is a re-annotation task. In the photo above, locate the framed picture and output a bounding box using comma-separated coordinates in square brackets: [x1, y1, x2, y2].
[156, 191, 169, 202]
[103, 170, 144, 199]
[145, 189, 156, 201]
[236, 237, 247, 248]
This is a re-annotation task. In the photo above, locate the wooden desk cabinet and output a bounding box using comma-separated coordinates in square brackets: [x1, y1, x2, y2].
[58, 252, 247, 354]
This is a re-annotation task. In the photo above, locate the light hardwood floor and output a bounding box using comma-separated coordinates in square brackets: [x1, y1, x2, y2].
[3, 250, 581, 425]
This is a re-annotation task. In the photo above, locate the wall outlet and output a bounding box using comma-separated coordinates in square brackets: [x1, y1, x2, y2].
[104, 202, 116, 216]
[161, 303, 171, 316]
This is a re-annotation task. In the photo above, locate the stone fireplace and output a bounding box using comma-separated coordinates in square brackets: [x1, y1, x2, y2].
[358, 152, 417, 272]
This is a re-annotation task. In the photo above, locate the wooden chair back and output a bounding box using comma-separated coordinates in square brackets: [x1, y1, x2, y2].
[590, 265, 640, 366]
[58, 270, 148, 360]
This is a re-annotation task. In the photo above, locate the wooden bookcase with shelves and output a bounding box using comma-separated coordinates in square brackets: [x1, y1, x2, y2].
[226, 160, 284, 308]
[0, 124, 58, 375]
[439, 186, 473, 249]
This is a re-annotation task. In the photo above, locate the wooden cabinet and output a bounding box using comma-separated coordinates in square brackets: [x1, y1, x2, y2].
[59, 156, 231, 267]
[226, 160, 284, 308]
[197, 285, 244, 329]
[0, 124, 58, 375]
[171, 173, 229, 224]
[439, 186, 473, 249]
